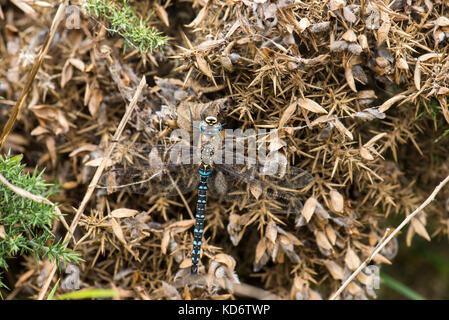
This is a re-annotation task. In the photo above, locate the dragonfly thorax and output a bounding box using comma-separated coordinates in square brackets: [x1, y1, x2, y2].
[199, 117, 222, 166]
[200, 144, 217, 166]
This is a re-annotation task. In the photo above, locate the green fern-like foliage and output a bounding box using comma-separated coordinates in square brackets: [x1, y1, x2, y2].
[0, 154, 82, 289]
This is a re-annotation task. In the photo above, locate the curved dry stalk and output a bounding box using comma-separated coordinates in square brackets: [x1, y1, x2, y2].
[232, 282, 281, 300]
[330, 173, 449, 300]
[173, 274, 280, 300]
[0, 0, 68, 149]
[0, 173, 72, 237]
[37, 75, 147, 300]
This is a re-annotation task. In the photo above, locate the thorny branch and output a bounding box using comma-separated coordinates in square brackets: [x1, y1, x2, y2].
[0, 173, 72, 238]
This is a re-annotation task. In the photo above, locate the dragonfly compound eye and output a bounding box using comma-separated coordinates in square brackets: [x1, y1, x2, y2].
[205, 116, 217, 125]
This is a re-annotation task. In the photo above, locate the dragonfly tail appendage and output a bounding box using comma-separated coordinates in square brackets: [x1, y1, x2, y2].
[191, 167, 211, 274]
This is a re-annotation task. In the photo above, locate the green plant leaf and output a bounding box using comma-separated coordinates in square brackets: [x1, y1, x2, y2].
[47, 279, 60, 300]
[55, 288, 118, 300]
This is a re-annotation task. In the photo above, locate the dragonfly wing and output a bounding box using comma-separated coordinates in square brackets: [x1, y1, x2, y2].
[213, 161, 313, 215]
[108, 140, 200, 168]
[98, 163, 199, 196]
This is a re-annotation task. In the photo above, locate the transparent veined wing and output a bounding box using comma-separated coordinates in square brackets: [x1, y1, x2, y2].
[97, 163, 200, 196]
[206, 153, 313, 217]
[97, 141, 201, 196]
[208, 151, 314, 200]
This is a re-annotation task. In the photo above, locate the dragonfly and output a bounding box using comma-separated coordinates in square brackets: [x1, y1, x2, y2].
[98, 110, 314, 275]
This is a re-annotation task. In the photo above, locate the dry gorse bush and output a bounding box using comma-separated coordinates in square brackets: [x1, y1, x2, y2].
[1, 0, 449, 300]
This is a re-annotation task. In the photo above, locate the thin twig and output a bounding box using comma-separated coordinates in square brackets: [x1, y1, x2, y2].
[37, 75, 147, 300]
[330, 173, 449, 300]
[0, 173, 73, 239]
[167, 172, 194, 219]
[0, 0, 68, 149]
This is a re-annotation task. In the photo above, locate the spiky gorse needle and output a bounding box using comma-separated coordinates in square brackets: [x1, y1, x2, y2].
[0, 154, 82, 289]
[83, 0, 167, 53]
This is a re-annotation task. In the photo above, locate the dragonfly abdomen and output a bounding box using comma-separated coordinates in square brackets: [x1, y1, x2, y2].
[191, 167, 211, 274]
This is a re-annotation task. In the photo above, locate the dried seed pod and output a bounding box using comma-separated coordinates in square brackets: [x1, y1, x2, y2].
[263, 3, 278, 27]
[279, 235, 301, 264]
[433, 28, 446, 43]
[220, 55, 234, 72]
[325, 225, 337, 245]
[396, 57, 409, 70]
[111, 208, 139, 219]
[378, 94, 407, 113]
[278, 100, 298, 128]
[353, 90, 377, 107]
[316, 123, 334, 141]
[329, 0, 345, 11]
[345, 66, 357, 92]
[411, 218, 431, 241]
[195, 54, 215, 83]
[330, 40, 348, 52]
[347, 282, 363, 295]
[437, 87, 449, 95]
[357, 34, 368, 50]
[329, 190, 344, 213]
[334, 119, 353, 140]
[315, 202, 330, 220]
[213, 253, 237, 271]
[347, 43, 362, 55]
[310, 21, 331, 33]
[266, 221, 278, 244]
[324, 260, 344, 280]
[360, 147, 374, 160]
[227, 214, 242, 246]
[436, 16, 449, 27]
[342, 29, 357, 43]
[375, 56, 390, 69]
[314, 230, 333, 251]
[343, 6, 357, 24]
[298, 18, 310, 32]
[250, 181, 262, 199]
[301, 197, 317, 222]
[253, 249, 269, 272]
[0, 225, 5, 239]
[161, 231, 171, 255]
[297, 98, 327, 113]
[377, 21, 391, 46]
[344, 247, 361, 270]
[352, 65, 368, 84]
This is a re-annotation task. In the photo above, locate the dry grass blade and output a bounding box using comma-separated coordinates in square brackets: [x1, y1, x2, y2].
[37, 76, 147, 300]
[0, 0, 68, 148]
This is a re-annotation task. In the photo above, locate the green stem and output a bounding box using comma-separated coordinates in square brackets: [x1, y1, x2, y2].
[381, 273, 425, 300]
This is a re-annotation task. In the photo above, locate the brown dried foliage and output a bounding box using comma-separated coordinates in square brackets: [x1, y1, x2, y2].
[1, 0, 449, 300]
